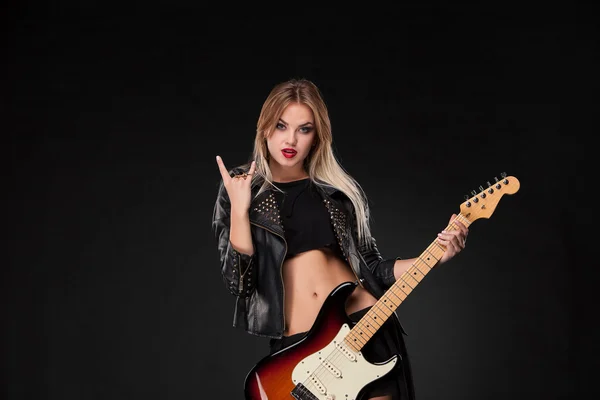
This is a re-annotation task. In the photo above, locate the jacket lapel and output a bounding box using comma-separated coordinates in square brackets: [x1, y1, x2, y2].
[248, 189, 285, 237]
[247, 181, 354, 260]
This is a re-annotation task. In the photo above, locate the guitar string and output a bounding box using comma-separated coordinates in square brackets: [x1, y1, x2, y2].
[303, 265, 441, 392]
[295, 180, 497, 395]
[299, 328, 358, 396]
[304, 296, 407, 395]
[299, 236, 442, 395]
[307, 271, 423, 389]
[307, 213, 471, 393]
[299, 212, 471, 396]
[299, 278, 412, 393]
[297, 298, 394, 394]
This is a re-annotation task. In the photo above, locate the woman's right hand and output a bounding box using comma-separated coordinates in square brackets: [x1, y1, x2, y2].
[216, 156, 256, 215]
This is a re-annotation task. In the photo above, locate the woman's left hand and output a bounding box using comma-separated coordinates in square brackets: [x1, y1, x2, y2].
[437, 213, 469, 265]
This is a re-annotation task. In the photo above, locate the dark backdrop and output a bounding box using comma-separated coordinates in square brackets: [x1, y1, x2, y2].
[5, 4, 592, 400]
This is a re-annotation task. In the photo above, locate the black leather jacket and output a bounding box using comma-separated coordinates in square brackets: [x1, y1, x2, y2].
[212, 167, 406, 339]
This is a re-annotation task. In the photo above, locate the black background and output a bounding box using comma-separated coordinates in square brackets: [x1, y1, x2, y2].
[5, 4, 592, 400]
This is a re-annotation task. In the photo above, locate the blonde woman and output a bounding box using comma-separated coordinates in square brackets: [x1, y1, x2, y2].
[212, 79, 469, 400]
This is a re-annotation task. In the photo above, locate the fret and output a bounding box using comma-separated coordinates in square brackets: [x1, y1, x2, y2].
[344, 213, 467, 352]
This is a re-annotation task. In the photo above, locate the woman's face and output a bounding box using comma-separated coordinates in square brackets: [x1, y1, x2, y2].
[266, 103, 316, 176]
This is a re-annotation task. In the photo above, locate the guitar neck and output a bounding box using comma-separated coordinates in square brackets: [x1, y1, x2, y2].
[344, 213, 473, 352]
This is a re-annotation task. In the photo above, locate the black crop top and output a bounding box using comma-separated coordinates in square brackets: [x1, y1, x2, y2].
[272, 178, 344, 260]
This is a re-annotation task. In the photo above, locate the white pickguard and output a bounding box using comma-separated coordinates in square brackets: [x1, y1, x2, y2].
[291, 324, 398, 400]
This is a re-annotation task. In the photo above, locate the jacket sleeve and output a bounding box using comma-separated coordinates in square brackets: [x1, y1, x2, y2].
[352, 202, 401, 290]
[358, 236, 401, 290]
[212, 180, 257, 298]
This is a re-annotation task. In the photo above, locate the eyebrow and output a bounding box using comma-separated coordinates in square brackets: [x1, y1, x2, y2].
[279, 118, 314, 127]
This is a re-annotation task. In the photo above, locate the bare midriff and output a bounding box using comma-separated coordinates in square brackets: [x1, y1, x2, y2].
[282, 247, 378, 336]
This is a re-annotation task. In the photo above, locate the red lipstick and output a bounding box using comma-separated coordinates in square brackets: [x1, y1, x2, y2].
[281, 148, 297, 158]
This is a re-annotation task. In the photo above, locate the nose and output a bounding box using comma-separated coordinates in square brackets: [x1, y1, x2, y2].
[285, 130, 297, 146]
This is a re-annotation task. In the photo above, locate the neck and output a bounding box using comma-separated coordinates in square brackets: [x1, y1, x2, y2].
[344, 213, 473, 352]
[270, 164, 308, 183]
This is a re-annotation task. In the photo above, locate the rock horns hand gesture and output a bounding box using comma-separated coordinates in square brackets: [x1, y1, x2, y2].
[216, 156, 256, 214]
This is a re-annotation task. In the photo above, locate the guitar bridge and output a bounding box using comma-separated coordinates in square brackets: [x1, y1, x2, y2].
[291, 383, 319, 400]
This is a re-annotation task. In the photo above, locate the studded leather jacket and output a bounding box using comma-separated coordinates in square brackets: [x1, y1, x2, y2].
[212, 168, 403, 339]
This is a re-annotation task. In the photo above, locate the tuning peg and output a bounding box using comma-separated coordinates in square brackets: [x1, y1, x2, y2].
[494, 176, 499, 183]
[479, 186, 487, 198]
[471, 190, 477, 196]
[501, 172, 507, 178]
[464, 195, 470, 201]
[487, 180, 495, 194]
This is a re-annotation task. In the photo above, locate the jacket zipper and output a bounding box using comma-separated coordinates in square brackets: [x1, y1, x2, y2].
[238, 254, 253, 295]
[250, 221, 288, 335]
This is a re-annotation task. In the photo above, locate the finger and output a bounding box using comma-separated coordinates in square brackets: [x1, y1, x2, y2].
[216, 156, 231, 183]
[449, 214, 457, 225]
[454, 220, 468, 236]
[437, 231, 452, 246]
[438, 231, 463, 251]
[446, 235, 461, 253]
[248, 160, 256, 176]
[450, 231, 465, 249]
[437, 236, 455, 254]
[457, 230, 467, 249]
[449, 214, 469, 236]
[448, 214, 459, 234]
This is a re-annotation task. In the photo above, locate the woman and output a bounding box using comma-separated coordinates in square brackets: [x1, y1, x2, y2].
[212, 79, 469, 400]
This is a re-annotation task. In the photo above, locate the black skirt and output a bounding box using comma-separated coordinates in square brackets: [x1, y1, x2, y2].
[269, 307, 415, 400]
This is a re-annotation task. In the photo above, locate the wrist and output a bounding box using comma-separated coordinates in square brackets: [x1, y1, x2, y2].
[231, 207, 249, 219]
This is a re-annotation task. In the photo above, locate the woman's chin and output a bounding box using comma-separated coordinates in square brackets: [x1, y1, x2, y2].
[275, 156, 301, 167]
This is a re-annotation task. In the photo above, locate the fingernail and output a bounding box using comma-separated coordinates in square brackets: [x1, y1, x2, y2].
[216, 155, 220, 161]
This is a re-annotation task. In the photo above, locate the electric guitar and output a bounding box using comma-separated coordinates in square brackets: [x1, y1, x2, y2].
[244, 174, 520, 400]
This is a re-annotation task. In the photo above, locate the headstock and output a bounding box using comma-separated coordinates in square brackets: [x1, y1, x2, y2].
[460, 173, 520, 223]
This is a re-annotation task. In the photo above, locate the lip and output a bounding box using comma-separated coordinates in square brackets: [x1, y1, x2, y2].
[281, 148, 297, 158]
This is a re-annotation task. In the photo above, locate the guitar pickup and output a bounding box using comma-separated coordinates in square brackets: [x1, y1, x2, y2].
[322, 360, 342, 378]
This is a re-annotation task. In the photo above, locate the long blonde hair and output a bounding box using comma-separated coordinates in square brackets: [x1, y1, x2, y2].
[247, 78, 372, 245]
